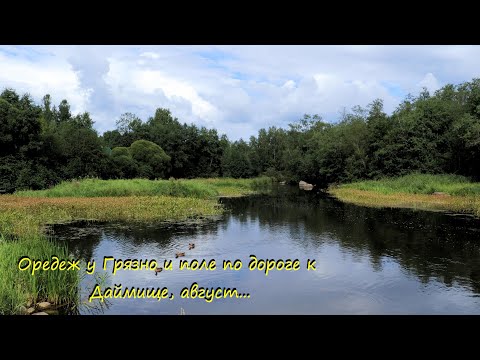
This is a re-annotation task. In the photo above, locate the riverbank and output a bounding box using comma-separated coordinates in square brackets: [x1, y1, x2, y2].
[329, 174, 480, 217]
[0, 177, 271, 315]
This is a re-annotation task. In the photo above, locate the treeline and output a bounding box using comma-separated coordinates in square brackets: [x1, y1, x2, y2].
[1, 78, 480, 192]
[0, 91, 229, 192]
[222, 80, 480, 185]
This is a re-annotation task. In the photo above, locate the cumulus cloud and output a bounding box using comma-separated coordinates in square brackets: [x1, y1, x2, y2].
[0, 46, 91, 114]
[417, 72, 441, 94]
[1, 45, 480, 140]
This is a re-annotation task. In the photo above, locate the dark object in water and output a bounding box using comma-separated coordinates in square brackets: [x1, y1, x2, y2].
[189, 243, 195, 250]
[175, 252, 185, 258]
[155, 267, 163, 275]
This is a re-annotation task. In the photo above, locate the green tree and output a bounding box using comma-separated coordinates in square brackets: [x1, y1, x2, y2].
[56, 121, 106, 179]
[57, 99, 71, 123]
[129, 140, 171, 179]
[111, 146, 138, 178]
[222, 140, 253, 178]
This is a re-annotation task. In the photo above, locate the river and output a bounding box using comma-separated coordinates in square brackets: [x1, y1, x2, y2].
[53, 186, 480, 314]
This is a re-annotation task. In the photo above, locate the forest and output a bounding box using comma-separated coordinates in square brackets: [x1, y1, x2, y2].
[1, 78, 480, 193]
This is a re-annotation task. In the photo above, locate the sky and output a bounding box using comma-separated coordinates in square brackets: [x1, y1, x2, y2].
[1, 45, 479, 141]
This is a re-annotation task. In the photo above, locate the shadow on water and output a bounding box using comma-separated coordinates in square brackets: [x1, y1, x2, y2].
[53, 185, 480, 314]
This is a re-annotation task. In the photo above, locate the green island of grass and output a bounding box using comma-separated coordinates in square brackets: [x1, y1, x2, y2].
[329, 173, 480, 217]
[0, 177, 271, 315]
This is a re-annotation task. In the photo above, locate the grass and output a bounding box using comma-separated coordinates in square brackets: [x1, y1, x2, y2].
[338, 173, 480, 196]
[0, 177, 271, 315]
[0, 196, 224, 237]
[188, 177, 272, 197]
[0, 236, 79, 315]
[329, 173, 480, 217]
[16, 177, 272, 199]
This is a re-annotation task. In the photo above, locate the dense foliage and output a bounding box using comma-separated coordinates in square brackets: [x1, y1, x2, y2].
[1, 79, 480, 191]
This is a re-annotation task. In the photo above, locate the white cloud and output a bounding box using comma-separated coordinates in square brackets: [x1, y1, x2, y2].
[282, 80, 296, 90]
[0, 50, 91, 114]
[140, 52, 160, 59]
[132, 69, 220, 121]
[417, 72, 441, 94]
[103, 57, 222, 130]
[2, 45, 480, 141]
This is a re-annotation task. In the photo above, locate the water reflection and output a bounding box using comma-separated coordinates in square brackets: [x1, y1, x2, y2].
[221, 190, 480, 294]
[53, 186, 480, 314]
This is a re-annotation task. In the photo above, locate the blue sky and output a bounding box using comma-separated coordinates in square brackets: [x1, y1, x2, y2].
[1, 45, 479, 140]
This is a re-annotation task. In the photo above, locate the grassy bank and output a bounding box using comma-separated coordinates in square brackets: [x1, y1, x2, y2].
[16, 177, 272, 198]
[329, 173, 480, 216]
[0, 177, 271, 314]
[0, 236, 79, 315]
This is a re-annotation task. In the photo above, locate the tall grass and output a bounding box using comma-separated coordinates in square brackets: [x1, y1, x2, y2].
[17, 178, 217, 198]
[330, 173, 480, 217]
[16, 177, 272, 198]
[340, 173, 480, 196]
[188, 176, 272, 196]
[0, 235, 79, 315]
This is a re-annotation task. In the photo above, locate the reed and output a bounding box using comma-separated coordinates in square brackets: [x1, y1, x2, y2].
[16, 177, 272, 198]
[330, 174, 480, 217]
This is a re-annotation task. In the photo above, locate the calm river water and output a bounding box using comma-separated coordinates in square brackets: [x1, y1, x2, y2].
[53, 187, 480, 314]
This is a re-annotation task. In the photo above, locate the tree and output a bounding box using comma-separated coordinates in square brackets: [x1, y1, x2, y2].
[0, 88, 20, 106]
[0, 89, 56, 191]
[56, 121, 106, 179]
[103, 130, 128, 148]
[111, 147, 138, 178]
[42, 94, 54, 124]
[57, 99, 71, 123]
[3, 76, 480, 191]
[72, 112, 94, 128]
[116, 112, 143, 135]
[222, 140, 253, 178]
[129, 140, 171, 179]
